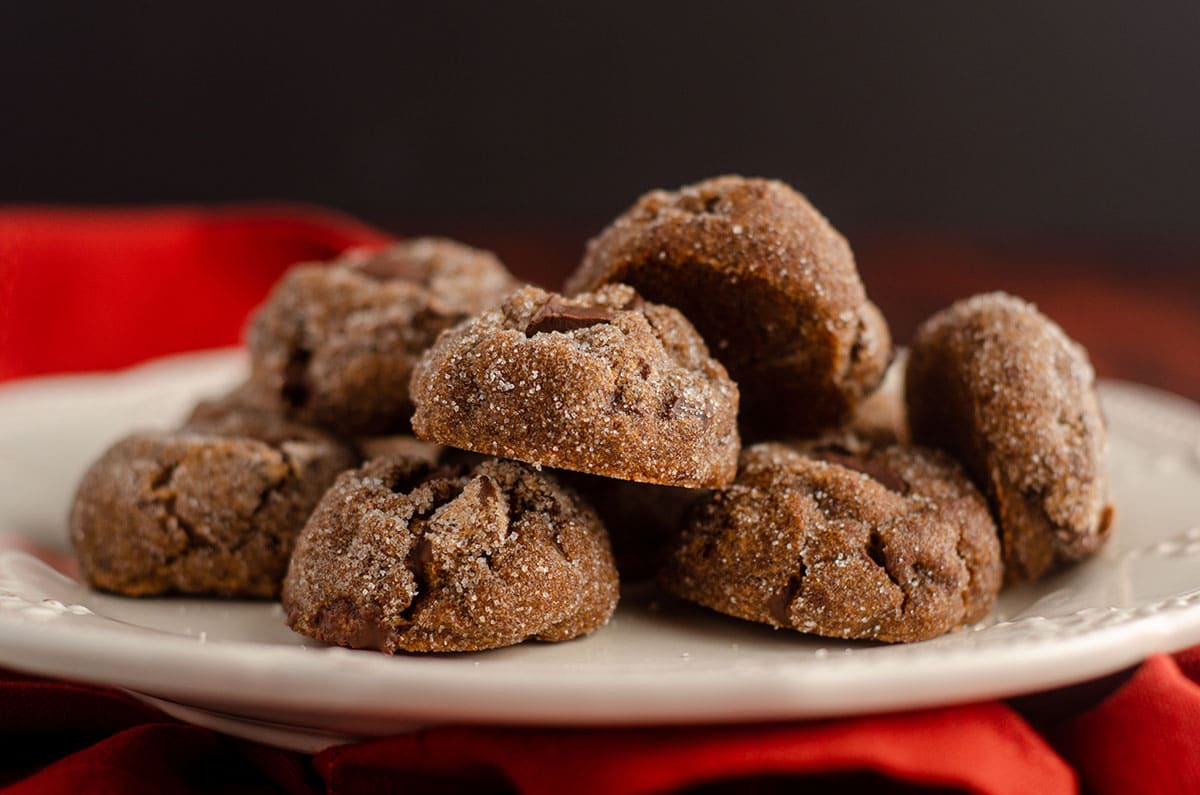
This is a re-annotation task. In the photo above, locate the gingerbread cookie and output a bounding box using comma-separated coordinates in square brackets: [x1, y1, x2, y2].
[905, 292, 1114, 583]
[568, 175, 890, 438]
[410, 284, 740, 488]
[247, 238, 518, 435]
[282, 455, 619, 653]
[71, 426, 356, 598]
[660, 440, 1002, 642]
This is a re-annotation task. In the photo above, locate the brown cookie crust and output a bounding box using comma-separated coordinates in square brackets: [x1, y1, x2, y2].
[410, 284, 740, 488]
[905, 292, 1113, 583]
[247, 238, 518, 435]
[71, 428, 356, 598]
[282, 455, 619, 653]
[660, 441, 1002, 643]
[568, 175, 891, 437]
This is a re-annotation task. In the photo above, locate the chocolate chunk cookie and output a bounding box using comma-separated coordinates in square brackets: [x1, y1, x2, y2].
[282, 455, 619, 653]
[247, 238, 519, 435]
[568, 175, 891, 438]
[410, 284, 740, 488]
[905, 292, 1114, 583]
[71, 426, 357, 598]
[660, 440, 1002, 642]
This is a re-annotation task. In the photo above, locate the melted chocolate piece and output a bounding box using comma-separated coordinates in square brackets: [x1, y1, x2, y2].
[525, 297, 617, 337]
[812, 450, 910, 494]
[407, 537, 434, 589]
[766, 573, 802, 625]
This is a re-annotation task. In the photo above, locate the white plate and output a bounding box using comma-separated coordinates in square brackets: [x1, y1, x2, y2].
[2, 349, 1200, 753]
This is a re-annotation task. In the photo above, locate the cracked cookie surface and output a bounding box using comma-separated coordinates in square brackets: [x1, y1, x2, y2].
[281, 454, 619, 653]
[70, 426, 357, 598]
[410, 283, 740, 488]
[905, 292, 1114, 583]
[247, 237, 519, 435]
[568, 175, 890, 438]
[659, 440, 1002, 643]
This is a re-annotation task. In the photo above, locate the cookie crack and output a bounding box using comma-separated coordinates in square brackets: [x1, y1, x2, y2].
[766, 560, 806, 627]
[396, 483, 468, 623]
[252, 453, 295, 519]
[866, 531, 909, 614]
[144, 462, 212, 571]
[950, 514, 982, 619]
[230, 452, 297, 556]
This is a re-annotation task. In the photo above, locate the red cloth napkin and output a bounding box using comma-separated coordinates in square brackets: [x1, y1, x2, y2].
[1, 206, 1197, 794]
[0, 205, 390, 381]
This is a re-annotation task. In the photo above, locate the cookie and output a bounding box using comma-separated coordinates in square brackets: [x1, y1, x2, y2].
[247, 237, 519, 435]
[568, 175, 891, 438]
[660, 440, 1002, 642]
[410, 283, 740, 488]
[282, 454, 619, 653]
[71, 426, 357, 598]
[905, 292, 1114, 583]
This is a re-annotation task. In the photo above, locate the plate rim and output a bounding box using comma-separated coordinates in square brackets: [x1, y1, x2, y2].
[3, 550, 1200, 727]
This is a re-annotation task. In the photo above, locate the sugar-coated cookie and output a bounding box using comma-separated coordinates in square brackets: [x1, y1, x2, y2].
[283, 454, 619, 652]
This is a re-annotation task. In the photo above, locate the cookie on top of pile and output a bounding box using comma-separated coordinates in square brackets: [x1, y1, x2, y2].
[70, 177, 1114, 652]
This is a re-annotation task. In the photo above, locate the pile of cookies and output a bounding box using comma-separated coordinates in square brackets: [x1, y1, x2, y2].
[70, 176, 1114, 652]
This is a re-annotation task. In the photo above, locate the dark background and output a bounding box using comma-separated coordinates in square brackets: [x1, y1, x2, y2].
[3, 1, 1199, 255]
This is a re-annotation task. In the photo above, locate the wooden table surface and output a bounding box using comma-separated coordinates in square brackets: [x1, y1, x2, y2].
[395, 223, 1200, 403]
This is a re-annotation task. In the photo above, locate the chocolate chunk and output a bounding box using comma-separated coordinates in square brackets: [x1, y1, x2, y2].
[525, 297, 617, 337]
[766, 573, 802, 625]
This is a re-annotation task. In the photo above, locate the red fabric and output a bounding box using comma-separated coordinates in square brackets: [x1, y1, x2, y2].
[0, 205, 391, 381]
[1, 207, 1198, 794]
[314, 707, 1073, 795]
[1060, 651, 1200, 794]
